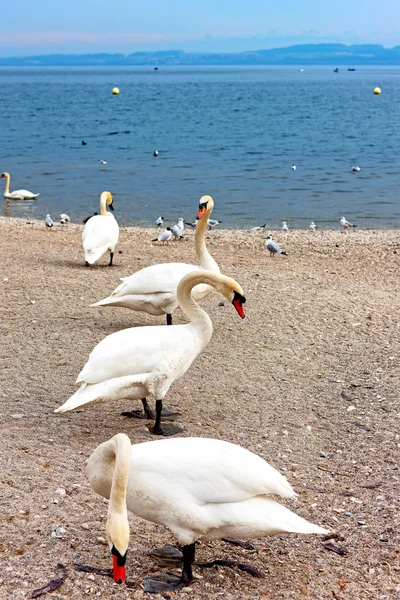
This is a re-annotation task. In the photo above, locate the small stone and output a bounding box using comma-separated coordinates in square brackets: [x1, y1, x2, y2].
[181, 587, 193, 592]
[319, 452, 327, 458]
[3, 277, 8, 282]
[51, 498, 59, 504]
[306, 425, 312, 432]
[56, 488, 66, 496]
[30, 300, 36, 304]
[345, 512, 352, 517]
[347, 405, 356, 412]
[41, 505, 48, 510]
[81, 523, 90, 530]
[282, 430, 289, 436]
[97, 537, 107, 545]
[87, 574, 95, 581]
[72, 484, 81, 489]
[358, 520, 366, 526]
[51, 527, 66, 539]
[11, 414, 24, 419]
[316, 558, 324, 565]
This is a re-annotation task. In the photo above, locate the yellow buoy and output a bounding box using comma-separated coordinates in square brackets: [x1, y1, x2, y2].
[373, 87, 381, 95]
[112, 87, 120, 95]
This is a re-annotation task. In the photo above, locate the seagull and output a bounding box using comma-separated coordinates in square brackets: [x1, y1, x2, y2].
[82, 140, 87, 146]
[340, 216, 357, 231]
[60, 213, 70, 224]
[185, 219, 198, 229]
[154, 151, 159, 157]
[177, 217, 185, 233]
[45, 214, 54, 229]
[250, 224, 266, 231]
[292, 164, 296, 171]
[99, 160, 107, 165]
[265, 235, 287, 257]
[83, 212, 98, 224]
[152, 227, 172, 244]
[352, 166, 361, 173]
[309, 221, 318, 231]
[156, 216, 164, 228]
[281, 221, 289, 232]
[171, 223, 184, 240]
[208, 219, 221, 230]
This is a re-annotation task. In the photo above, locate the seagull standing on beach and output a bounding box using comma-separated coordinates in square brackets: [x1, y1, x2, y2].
[45, 214, 54, 229]
[60, 213, 70, 224]
[153, 227, 172, 244]
[340, 216, 357, 231]
[171, 223, 184, 240]
[177, 217, 185, 233]
[265, 235, 287, 257]
[309, 221, 317, 231]
[156, 216, 164, 228]
[251, 224, 266, 231]
[281, 221, 289, 232]
[208, 219, 221, 230]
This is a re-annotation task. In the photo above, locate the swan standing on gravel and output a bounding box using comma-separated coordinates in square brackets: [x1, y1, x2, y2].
[0, 172, 39, 200]
[92, 196, 220, 325]
[82, 192, 119, 267]
[86, 433, 328, 591]
[55, 271, 246, 435]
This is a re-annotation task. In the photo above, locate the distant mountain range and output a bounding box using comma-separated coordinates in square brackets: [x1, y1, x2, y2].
[2, 44, 400, 66]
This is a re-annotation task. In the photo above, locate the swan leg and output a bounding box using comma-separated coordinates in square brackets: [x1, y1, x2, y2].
[108, 251, 114, 266]
[85, 261, 90, 267]
[121, 398, 180, 421]
[143, 544, 195, 593]
[149, 400, 183, 436]
[166, 314, 172, 326]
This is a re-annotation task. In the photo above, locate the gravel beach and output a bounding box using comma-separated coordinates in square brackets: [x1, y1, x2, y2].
[1, 217, 399, 599]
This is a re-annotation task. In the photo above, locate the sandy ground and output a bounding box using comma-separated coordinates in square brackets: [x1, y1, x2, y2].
[0, 217, 399, 600]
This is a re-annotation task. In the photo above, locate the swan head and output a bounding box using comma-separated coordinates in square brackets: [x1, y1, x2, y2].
[216, 275, 246, 319]
[0, 172, 9, 179]
[101, 191, 114, 211]
[106, 512, 130, 584]
[196, 195, 214, 219]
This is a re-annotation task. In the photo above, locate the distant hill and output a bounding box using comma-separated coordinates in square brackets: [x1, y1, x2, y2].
[2, 44, 400, 66]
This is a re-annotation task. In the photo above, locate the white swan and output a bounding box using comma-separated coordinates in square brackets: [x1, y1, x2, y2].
[86, 433, 328, 590]
[0, 172, 39, 200]
[82, 191, 119, 267]
[55, 270, 246, 435]
[91, 196, 220, 325]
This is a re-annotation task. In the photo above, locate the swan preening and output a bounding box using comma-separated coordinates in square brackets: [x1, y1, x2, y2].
[55, 270, 246, 436]
[1, 172, 39, 200]
[86, 434, 328, 590]
[82, 192, 119, 266]
[92, 196, 220, 325]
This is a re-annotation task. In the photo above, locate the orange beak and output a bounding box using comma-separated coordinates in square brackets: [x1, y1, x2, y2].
[233, 298, 245, 319]
[196, 205, 206, 219]
[112, 554, 126, 584]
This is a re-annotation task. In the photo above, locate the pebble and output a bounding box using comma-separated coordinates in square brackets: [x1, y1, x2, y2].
[51, 527, 66, 538]
[316, 558, 324, 565]
[347, 405, 357, 412]
[345, 512, 352, 517]
[319, 451, 327, 458]
[97, 536, 107, 545]
[306, 425, 312, 432]
[87, 574, 95, 581]
[81, 523, 90, 530]
[11, 414, 24, 419]
[56, 488, 66, 496]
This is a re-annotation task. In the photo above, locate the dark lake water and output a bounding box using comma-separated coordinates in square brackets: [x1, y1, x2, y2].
[1, 65, 400, 228]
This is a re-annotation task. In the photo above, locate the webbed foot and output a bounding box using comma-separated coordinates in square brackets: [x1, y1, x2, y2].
[143, 573, 187, 593]
[149, 544, 183, 562]
[148, 422, 184, 437]
[121, 408, 180, 421]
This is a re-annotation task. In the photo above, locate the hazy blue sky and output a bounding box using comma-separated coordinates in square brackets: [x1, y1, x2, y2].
[1, 0, 400, 55]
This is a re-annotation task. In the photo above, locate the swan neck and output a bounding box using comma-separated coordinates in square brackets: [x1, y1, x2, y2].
[108, 434, 131, 517]
[99, 194, 108, 216]
[177, 271, 218, 330]
[195, 208, 219, 272]
[3, 174, 9, 194]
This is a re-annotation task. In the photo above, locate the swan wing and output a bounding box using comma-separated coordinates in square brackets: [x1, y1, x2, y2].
[115, 263, 200, 296]
[132, 438, 295, 503]
[8, 190, 39, 199]
[77, 324, 192, 385]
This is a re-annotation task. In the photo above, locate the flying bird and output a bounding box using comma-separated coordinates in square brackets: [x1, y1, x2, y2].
[265, 235, 287, 257]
